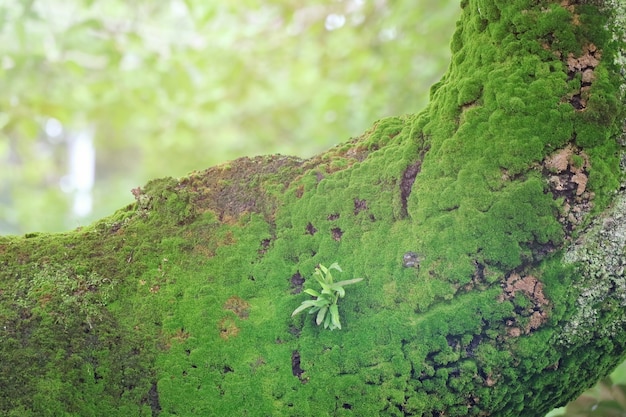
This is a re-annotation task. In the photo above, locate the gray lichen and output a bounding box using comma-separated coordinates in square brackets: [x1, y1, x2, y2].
[560, 188, 626, 345]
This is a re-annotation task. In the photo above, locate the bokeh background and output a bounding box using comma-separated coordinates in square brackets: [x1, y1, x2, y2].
[1, 1, 625, 415]
[0, 0, 458, 234]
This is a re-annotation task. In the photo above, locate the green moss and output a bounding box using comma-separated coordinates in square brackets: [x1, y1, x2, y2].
[457, 78, 483, 106]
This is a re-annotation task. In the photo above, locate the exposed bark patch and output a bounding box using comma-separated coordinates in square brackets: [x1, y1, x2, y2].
[402, 251, 420, 268]
[354, 198, 368, 215]
[258, 238, 271, 255]
[143, 381, 161, 417]
[291, 350, 307, 382]
[566, 43, 601, 110]
[400, 159, 424, 218]
[465, 335, 481, 357]
[131, 186, 152, 211]
[474, 261, 485, 282]
[560, 0, 582, 25]
[500, 273, 549, 334]
[331, 227, 343, 241]
[290, 272, 305, 294]
[327, 213, 340, 221]
[179, 155, 304, 222]
[543, 144, 593, 232]
[502, 274, 548, 306]
[305, 222, 317, 235]
[343, 146, 370, 162]
[462, 261, 489, 292]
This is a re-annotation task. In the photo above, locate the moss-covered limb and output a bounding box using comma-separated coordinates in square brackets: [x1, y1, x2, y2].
[1, 1, 626, 416]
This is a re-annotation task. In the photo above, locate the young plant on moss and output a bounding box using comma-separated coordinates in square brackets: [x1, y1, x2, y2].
[291, 262, 363, 330]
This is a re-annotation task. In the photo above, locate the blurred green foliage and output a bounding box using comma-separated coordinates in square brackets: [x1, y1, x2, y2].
[0, 0, 459, 234]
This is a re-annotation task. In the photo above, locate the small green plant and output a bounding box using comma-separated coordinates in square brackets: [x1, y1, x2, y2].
[291, 262, 363, 330]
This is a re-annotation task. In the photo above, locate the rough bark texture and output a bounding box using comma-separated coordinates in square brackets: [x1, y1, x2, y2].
[1, 1, 625, 416]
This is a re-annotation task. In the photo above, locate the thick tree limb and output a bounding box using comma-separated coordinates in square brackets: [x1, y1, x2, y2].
[1, 1, 625, 416]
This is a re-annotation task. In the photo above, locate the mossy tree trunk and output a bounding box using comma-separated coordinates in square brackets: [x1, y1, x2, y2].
[1, 1, 625, 416]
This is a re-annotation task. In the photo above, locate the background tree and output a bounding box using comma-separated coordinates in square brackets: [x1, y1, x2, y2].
[1, 0, 625, 416]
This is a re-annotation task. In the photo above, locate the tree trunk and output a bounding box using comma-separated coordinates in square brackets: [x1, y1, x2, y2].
[1, 1, 625, 416]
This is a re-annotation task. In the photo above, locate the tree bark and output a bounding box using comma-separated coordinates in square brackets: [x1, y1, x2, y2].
[1, 1, 625, 416]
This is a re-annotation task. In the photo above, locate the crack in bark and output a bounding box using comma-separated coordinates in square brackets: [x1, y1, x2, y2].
[399, 160, 422, 218]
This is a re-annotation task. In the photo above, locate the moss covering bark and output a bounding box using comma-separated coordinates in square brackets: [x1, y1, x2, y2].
[1, 0, 625, 416]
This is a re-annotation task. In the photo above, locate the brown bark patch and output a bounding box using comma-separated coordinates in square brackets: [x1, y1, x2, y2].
[291, 350, 308, 383]
[290, 272, 305, 294]
[354, 198, 368, 215]
[566, 43, 601, 111]
[399, 160, 422, 217]
[258, 238, 271, 255]
[305, 222, 317, 235]
[503, 273, 548, 305]
[500, 273, 550, 334]
[543, 144, 593, 232]
[560, 1, 582, 25]
[180, 155, 305, 222]
[144, 381, 161, 416]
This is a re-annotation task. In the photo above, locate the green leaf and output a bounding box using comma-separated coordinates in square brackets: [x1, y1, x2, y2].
[334, 285, 346, 298]
[334, 278, 364, 287]
[324, 311, 332, 329]
[303, 288, 320, 297]
[291, 300, 318, 316]
[312, 297, 331, 307]
[328, 262, 342, 273]
[329, 303, 341, 330]
[318, 280, 333, 293]
[316, 306, 328, 325]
